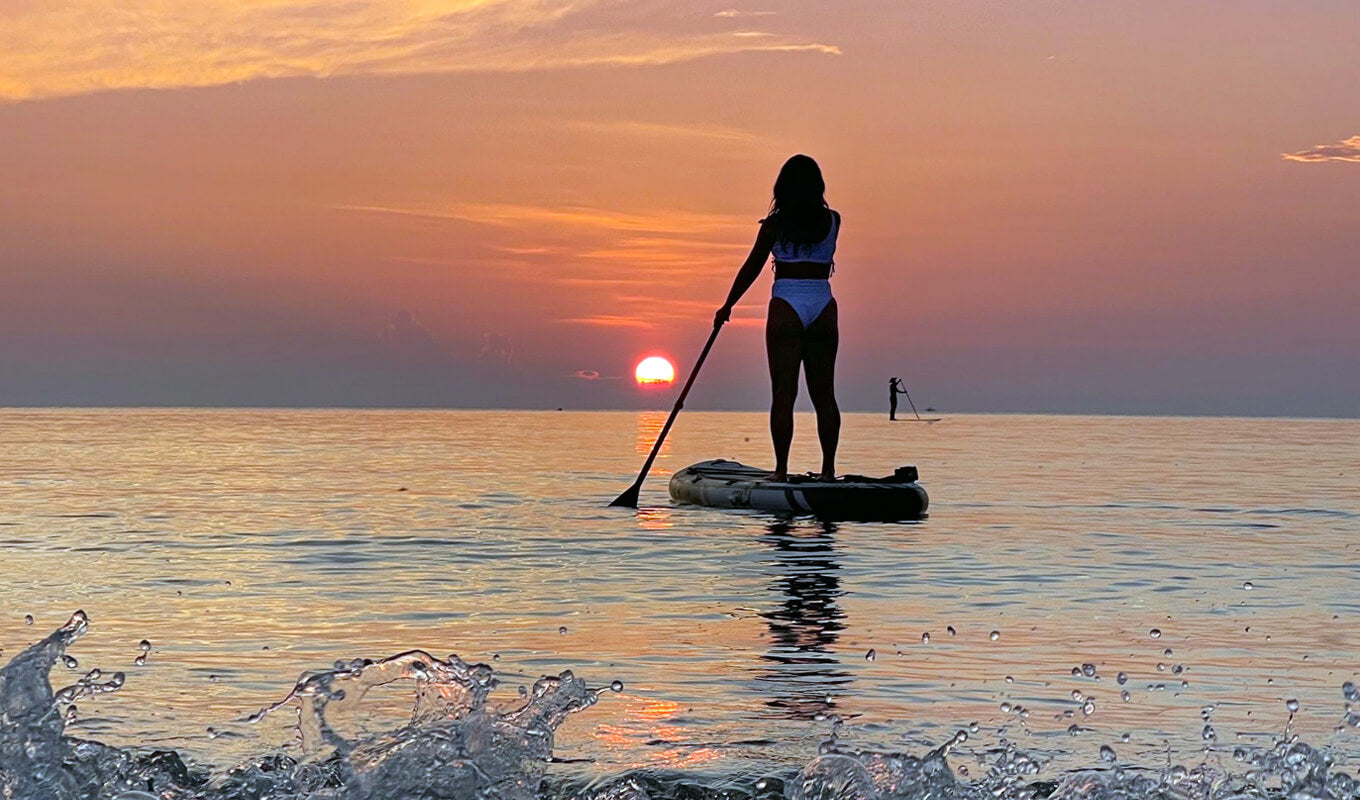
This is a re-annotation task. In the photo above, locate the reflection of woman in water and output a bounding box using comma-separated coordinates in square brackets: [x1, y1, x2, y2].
[716, 155, 841, 481]
[758, 520, 849, 718]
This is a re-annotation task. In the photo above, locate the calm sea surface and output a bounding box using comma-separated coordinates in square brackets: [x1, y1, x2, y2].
[2, 409, 1359, 796]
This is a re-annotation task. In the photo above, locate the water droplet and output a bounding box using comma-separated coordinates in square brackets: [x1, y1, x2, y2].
[1202, 724, 1216, 741]
[1072, 690, 1085, 701]
[517, 685, 528, 697]
[24, 615, 33, 626]
[1344, 712, 1360, 728]
[1157, 663, 1166, 671]
[139, 639, 151, 652]
[1005, 675, 1014, 684]
[1000, 702, 1012, 713]
[61, 655, 78, 669]
[64, 705, 77, 723]
[1243, 581, 1254, 590]
[1082, 700, 1095, 716]
[1067, 723, 1081, 736]
[1150, 628, 1162, 638]
[492, 653, 500, 661]
[133, 654, 146, 666]
[1116, 671, 1128, 685]
[558, 626, 568, 635]
[921, 632, 930, 644]
[1121, 690, 1131, 702]
[756, 779, 768, 791]
[865, 648, 876, 662]
[1163, 648, 1173, 656]
[1099, 744, 1117, 762]
[1081, 663, 1097, 677]
[946, 626, 956, 636]
[1343, 682, 1359, 702]
[1172, 663, 1184, 675]
[1286, 698, 1300, 713]
[989, 630, 1000, 641]
[610, 680, 624, 692]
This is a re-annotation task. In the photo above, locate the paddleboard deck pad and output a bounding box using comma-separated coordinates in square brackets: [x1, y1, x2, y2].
[669, 459, 928, 521]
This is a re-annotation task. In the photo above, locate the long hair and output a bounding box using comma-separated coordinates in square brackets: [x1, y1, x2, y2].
[766, 154, 831, 249]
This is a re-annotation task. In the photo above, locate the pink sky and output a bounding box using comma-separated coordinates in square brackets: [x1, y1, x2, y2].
[1, 1, 1357, 414]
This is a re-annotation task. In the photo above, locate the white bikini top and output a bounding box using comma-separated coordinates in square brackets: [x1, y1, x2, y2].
[770, 209, 839, 265]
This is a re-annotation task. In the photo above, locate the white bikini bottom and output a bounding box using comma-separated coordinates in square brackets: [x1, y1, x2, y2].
[771, 278, 833, 328]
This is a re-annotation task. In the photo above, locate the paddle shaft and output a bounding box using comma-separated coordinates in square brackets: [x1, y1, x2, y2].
[611, 322, 724, 506]
[904, 388, 923, 421]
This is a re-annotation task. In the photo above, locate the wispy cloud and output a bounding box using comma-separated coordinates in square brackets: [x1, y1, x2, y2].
[0, 0, 838, 102]
[561, 119, 774, 146]
[561, 315, 656, 329]
[346, 199, 756, 330]
[1282, 135, 1360, 164]
[715, 9, 776, 17]
[337, 202, 748, 236]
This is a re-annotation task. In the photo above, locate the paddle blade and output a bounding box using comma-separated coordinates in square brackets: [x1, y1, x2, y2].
[609, 483, 641, 508]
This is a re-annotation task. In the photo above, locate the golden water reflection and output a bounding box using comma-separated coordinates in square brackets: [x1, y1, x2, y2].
[634, 411, 672, 457]
[2, 410, 1360, 774]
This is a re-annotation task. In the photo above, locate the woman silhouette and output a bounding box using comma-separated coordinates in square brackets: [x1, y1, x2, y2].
[716, 155, 840, 481]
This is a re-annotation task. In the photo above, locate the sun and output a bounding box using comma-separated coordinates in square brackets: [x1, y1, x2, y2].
[634, 356, 675, 385]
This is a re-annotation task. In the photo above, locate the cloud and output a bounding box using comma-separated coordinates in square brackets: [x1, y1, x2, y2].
[345, 199, 757, 330]
[476, 332, 514, 365]
[337, 202, 748, 236]
[715, 9, 776, 17]
[1282, 135, 1360, 164]
[377, 309, 446, 360]
[561, 119, 773, 146]
[561, 315, 655, 329]
[0, 0, 838, 102]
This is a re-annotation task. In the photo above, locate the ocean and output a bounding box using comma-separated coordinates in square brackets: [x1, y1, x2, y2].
[2, 409, 1358, 799]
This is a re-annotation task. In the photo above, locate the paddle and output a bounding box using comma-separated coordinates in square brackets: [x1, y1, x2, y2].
[610, 320, 725, 508]
[904, 388, 923, 421]
[902, 388, 942, 423]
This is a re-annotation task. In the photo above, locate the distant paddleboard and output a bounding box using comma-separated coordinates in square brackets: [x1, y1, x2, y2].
[669, 459, 928, 521]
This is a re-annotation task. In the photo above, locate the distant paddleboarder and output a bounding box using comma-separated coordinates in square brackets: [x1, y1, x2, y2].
[889, 377, 907, 421]
[716, 155, 840, 482]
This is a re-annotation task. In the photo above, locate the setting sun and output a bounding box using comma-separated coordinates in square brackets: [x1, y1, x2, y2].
[634, 356, 675, 385]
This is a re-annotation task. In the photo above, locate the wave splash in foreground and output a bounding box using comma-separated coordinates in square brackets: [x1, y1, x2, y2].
[3, 613, 1358, 800]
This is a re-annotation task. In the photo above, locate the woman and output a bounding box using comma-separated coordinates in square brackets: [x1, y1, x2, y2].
[715, 154, 840, 482]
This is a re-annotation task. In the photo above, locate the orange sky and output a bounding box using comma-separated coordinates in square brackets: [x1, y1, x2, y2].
[1, 1, 1357, 413]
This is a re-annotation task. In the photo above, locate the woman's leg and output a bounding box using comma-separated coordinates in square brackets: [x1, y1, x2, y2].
[766, 298, 803, 481]
[803, 299, 840, 480]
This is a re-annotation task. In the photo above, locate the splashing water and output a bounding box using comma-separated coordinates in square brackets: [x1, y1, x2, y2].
[7, 615, 1360, 800]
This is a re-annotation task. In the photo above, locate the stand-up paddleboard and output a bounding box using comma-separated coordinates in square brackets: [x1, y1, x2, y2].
[669, 459, 928, 521]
